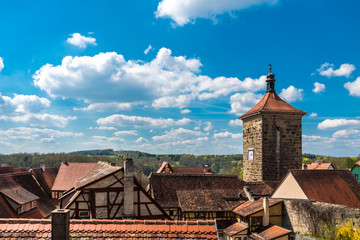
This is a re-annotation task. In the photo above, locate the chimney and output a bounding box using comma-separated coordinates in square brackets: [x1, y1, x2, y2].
[263, 197, 270, 227]
[51, 209, 70, 240]
[111, 162, 116, 166]
[204, 164, 211, 173]
[40, 164, 46, 172]
[123, 158, 135, 218]
[302, 163, 307, 170]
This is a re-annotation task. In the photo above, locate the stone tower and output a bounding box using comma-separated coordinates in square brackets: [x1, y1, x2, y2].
[239, 67, 306, 182]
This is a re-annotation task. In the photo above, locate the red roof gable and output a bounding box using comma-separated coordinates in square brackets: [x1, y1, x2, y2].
[250, 224, 292, 240]
[223, 222, 248, 236]
[232, 198, 282, 217]
[306, 162, 334, 170]
[52, 162, 97, 192]
[239, 91, 306, 119]
[0, 218, 218, 239]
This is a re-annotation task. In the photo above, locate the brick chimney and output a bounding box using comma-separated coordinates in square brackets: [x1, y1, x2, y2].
[123, 158, 135, 218]
[51, 209, 70, 240]
[263, 197, 270, 227]
[40, 164, 46, 172]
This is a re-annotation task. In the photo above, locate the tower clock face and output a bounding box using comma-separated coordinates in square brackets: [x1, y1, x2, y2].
[248, 149, 254, 161]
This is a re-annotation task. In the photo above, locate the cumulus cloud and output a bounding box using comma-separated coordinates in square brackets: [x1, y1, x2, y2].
[114, 130, 138, 136]
[33, 48, 267, 111]
[152, 128, 204, 141]
[144, 45, 153, 55]
[0, 114, 76, 128]
[203, 122, 213, 131]
[213, 131, 242, 139]
[136, 137, 148, 143]
[180, 109, 191, 114]
[318, 63, 355, 78]
[0, 127, 83, 141]
[332, 129, 360, 139]
[309, 113, 318, 117]
[318, 119, 360, 130]
[156, 0, 278, 26]
[229, 119, 243, 126]
[92, 135, 125, 142]
[344, 77, 360, 97]
[66, 33, 97, 48]
[0, 57, 4, 72]
[313, 82, 325, 93]
[230, 92, 262, 115]
[97, 114, 191, 128]
[279, 86, 303, 102]
[302, 134, 330, 142]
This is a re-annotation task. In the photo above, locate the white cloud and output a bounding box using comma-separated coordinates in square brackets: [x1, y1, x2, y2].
[152, 128, 204, 141]
[279, 86, 303, 102]
[97, 114, 191, 128]
[66, 33, 97, 48]
[33, 48, 267, 111]
[0, 113, 76, 128]
[318, 63, 355, 78]
[92, 135, 125, 142]
[344, 77, 360, 97]
[0, 127, 83, 141]
[136, 137, 148, 143]
[204, 122, 213, 131]
[302, 134, 330, 142]
[180, 109, 191, 114]
[156, 0, 278, 26]
[0, 57, 4, 72]
[229, 119, 243, 126]
[318, 119, 360, 130]
[0, 94, 50, 114]
[230, 92, 262, 115]
[114, 130, 138, 136]
[97, 126, 117, 131]
[332, 129, 360, 139]
[213, 131, 242, 139]
[313, 82, 325, 93]
[144, 45, 153, 55]
[309, 113, 318, 117]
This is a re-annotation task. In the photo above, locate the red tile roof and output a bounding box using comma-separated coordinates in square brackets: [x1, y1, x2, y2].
[149, 173, 246, 210]
[29, 168, 58, 198]
[306, 162, 334, 170]
[249, 224, 292, 240]
[245, 181, 277, 196]
[232, 198, 282, 217]
[0, 172, 55, 218]
[223, 222, 248, 236]
[0, 166, 27, 174]
[239, 91, 306, 119]
[157, 162, 213, 174]
[0, 218, 218, 239]
[52, 162, 97, 192]
[285, 170, 360, 208]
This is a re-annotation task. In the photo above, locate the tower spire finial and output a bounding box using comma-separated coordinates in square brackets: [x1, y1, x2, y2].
[266, 64, 275, 92]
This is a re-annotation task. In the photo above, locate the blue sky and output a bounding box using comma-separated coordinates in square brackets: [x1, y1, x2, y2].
[0, 0, 359, 156]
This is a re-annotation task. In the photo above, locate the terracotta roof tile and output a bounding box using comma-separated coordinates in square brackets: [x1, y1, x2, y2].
[286, 170, 360, 208]
[250, 224, 292, 240]
[149, 173, 246, 210]
[240, 91, 306, 119]
[223, 222, 248, 236]
[233, 198, 282, 217]
[0, 218, 217, 239]
[306, 162, 334, 170]
[52, 162, 97, 192]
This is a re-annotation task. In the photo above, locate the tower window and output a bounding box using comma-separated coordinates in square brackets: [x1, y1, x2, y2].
[248, 149, 254, 161]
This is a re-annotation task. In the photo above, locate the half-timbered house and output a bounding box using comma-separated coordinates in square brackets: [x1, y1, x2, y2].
[60, 159, 169, 220]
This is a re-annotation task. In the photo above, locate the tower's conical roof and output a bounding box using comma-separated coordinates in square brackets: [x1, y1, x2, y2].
[239, 66, 306, 119]
[239, 91, 306, 119]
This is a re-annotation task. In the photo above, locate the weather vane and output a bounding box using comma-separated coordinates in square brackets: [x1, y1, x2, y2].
[269, 64, 272, 73]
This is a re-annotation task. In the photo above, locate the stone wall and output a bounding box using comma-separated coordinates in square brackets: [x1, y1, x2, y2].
[262, 114, 302, 181]
[242, 114, 302, 182]
[242, 115, 263, 182]
[283, 199, 360, 235]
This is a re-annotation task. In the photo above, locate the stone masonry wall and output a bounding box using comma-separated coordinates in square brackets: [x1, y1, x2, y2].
[243, 115, 263, 182]
[262, 114, 302, 182]
[283, 199, 360, 235]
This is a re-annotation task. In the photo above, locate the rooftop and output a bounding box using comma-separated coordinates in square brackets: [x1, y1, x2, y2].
[223, 222, 248, 236]
[0, 218, 218, 239]
[239, 91, 306, 119]
[249, 224, 292, 240]
[232, 198, 282, 217]
[52, 162, 97, 192]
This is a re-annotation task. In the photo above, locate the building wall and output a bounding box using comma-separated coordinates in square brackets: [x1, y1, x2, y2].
[243, 116, 263, 182]
[351, 166, 360, 183]
[283, 199, 360, 235]
[262, 114, 302, 182]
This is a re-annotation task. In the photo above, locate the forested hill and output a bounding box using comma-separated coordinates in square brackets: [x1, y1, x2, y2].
[0, 150, 358, 181]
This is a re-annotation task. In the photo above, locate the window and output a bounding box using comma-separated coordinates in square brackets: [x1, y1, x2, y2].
[248, 149, 254, 161]
[251, 216, 262, 226]
[353, 173, 359, 181]
[169, 210, 174, 216]
[79, 211, 90, 218]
